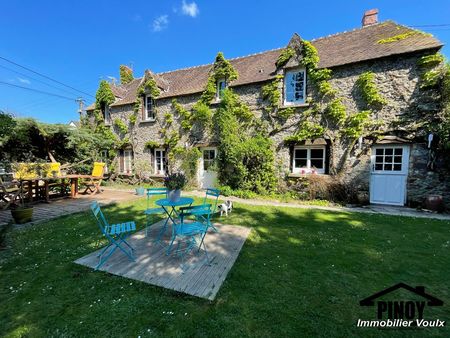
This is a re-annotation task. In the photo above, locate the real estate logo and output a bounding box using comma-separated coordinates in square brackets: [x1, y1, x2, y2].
[357, 283, 445, 329]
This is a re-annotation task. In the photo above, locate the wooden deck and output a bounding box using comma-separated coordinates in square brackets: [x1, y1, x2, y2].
[75, 220, 251, 300]
[0, 189, 142, 227]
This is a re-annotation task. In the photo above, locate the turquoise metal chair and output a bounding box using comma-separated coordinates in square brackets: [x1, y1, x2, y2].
[90, 201, 136, 270]
[189, 188, 220, 232]
[167, 204, 212, 270]
[144, 187, 168, 237]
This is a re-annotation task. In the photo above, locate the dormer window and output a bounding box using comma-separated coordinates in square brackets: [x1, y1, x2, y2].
[145, 95, 156, 121]
[284, 69, 306, 105]
[216, 79, 227, 100]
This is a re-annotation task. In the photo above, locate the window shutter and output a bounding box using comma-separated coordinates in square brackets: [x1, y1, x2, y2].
[119, 150, 124, 173]
[325, 144, 331, 175]
[141, 96, 145, 120]
[289, 145, 294, 173]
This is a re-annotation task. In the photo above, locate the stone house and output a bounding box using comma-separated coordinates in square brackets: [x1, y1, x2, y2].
[86, 9, 449, 208]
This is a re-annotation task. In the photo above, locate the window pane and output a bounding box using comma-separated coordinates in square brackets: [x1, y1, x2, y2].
[294, 149, 307, 159]
[375, 148, 384, 155]
[375, 156, 383, 164]
[310, 159, 324, 169]
[394, 156, 402, 163]
[385, 148, 393, 155]
[384, 163, 392, 171]
[385, 156, 393, 163]
[285, 70, 305, 103]
[146, 97, 154, 119]
[393, 164, 402, 171]
[394, 148, 403, 155]
[310, 149, 324, 159]
[375, 163, 383, 170]
[294, 159, 307, 168]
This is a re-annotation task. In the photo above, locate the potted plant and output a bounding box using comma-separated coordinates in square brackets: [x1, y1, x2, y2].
[133, 159, 151, 195]
[10, 163, 34, 224]
[164, 172, 187, 202]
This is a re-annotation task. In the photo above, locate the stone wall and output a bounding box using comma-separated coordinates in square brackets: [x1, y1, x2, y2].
[106, 52, 450, 208]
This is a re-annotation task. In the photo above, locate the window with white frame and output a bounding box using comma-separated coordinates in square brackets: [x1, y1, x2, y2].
[216, 79, 227, 100]
[154, 148, 167, 174]
[120, 149, 133, 174]
[202, 148, 217, 171]
[292, 146, 326, 174]
[284, 69, 306, 105]
[145, 96, 156, 121]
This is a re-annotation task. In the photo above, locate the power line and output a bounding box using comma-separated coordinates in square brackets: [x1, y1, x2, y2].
[0, 81, 77, 101]
[0, 63, 86, 97]
[0, 55, 94, 98]
[409, 24, 450, 28]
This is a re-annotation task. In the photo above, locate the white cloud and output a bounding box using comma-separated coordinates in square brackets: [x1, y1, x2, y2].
[181, 1, 199, 18]
[17, 77, 31, 85]
[152, 15, 169, 32]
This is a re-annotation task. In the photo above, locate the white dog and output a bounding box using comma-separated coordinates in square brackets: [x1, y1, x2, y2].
[217, 200, 233, 216]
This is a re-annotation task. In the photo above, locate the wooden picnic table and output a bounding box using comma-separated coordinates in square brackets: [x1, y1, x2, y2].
[19, 174, 93, 202]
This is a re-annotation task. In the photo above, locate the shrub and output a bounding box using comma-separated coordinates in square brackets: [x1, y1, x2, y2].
[288, 175, 361, 204]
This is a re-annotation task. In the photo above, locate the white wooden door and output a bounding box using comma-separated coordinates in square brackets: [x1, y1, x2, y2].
[370, 145, 410, 206]
[199, 148, 217, 189]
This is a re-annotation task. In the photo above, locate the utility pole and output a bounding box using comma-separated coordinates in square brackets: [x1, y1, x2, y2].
[76, 97, 85, 121]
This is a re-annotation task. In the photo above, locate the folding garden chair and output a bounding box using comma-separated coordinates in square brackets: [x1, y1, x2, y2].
[90, 201, 136, 270]
[190, 188, 220, 232]
[167, 204, 212, 270]
[143, 187, 167, 238]
[83, 162, 105, 195]
[0, 178, 22, 210]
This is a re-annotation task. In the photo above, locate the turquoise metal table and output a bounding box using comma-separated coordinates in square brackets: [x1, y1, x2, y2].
[155, 197, 194, 246]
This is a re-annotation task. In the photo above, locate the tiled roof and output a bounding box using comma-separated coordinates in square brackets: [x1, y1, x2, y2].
[86, 21, 442, 110]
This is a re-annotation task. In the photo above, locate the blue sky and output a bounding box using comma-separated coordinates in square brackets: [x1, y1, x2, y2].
[0, 0, 449, 123]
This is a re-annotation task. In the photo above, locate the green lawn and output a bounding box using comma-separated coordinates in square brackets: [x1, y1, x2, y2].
[1, 197, 449, 337]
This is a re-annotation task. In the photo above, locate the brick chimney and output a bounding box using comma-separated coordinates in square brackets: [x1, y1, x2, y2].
[362, 9, 378, 27]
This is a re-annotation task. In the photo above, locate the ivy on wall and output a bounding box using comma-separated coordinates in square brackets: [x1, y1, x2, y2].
[215, 89, 276, 193]
[119, 65, 134, 84]
[91, 81, 118, 154]
[418, 52, 450, 149]
[171, 99, 192, 130]
[113, 118, 128, 135]
[263, 39, 391, 174]
[276, 48, 295, 68]
[94, 80, 115, 122]
[144, 140, 160, 150]
[355, 72, 387, 107]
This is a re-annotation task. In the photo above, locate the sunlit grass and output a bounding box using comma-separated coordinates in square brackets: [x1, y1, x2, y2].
[1, 196, 449, 337]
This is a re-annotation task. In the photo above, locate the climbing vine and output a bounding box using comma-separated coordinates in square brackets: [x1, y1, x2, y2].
[113, 118, 128, 135]
[137, 77, 161, 98]
[276, 48, 295, 68]
[325, 98, 347, 125]
[144, 140, 160, 150]
[171, 99, 192, 130]
[94, 80, 115, 122]
[418, 52, 450, 149]
[377, 30, 431, 44]
[355, 71, 387, 107]
[119, 65, 134, 84]
[215, 88, 277, 193]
